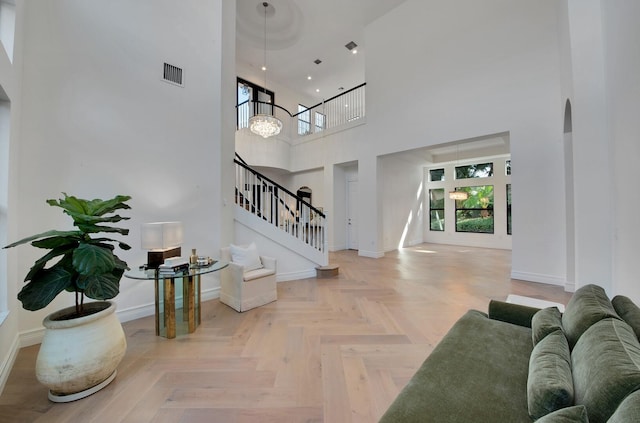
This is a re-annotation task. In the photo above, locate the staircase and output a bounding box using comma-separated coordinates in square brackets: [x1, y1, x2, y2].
[234, 155, 329, 271]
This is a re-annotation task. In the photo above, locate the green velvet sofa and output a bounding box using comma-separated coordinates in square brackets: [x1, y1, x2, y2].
[379, 284, 640, 422]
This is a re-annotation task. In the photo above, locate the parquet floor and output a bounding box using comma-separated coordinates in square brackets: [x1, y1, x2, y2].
[0, 244, 572, 422]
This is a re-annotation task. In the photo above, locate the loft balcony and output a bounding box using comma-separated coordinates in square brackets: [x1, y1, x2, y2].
[236, 83, 366, 143]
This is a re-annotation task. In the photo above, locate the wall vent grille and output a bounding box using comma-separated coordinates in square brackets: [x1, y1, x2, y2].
[163, 63, 184, 86]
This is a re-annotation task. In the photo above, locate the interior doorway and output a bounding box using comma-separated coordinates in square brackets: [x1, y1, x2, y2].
[347, 179, 358, 250]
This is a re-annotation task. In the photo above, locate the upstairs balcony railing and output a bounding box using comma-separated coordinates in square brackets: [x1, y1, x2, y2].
[236, 83, 366, 140]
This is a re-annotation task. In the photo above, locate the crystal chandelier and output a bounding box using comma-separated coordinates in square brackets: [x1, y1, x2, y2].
[249, 2, 282, 139]
[250, 114, 283, 138]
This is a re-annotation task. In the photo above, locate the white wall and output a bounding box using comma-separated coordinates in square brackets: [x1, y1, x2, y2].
[566, 0, 612, 293]
[14, 0, 234, 340]
[0, 0, 22, 394]
[600, 1, 640, 302]
[380, 154, 424, 251]
[365, 0, 565, 282]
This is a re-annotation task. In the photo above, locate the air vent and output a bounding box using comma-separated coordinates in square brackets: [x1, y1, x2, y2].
[345, 41, 358, 51]
[163, 63, 184, 87]
[314, 59, 322, 65]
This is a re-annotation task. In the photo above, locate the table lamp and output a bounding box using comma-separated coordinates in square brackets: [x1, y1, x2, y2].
[141, 221, 183, 269]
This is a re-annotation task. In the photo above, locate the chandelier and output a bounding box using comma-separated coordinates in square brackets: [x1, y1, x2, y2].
[249, 2, 282, 139]
[250, 114, 283, 138]
[449, 190, 469, 200]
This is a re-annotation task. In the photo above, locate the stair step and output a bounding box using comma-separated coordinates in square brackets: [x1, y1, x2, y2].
[316, 265, 339, 278]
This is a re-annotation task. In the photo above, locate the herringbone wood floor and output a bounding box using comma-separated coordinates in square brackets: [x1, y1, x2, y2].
[0, 245, 572, 422]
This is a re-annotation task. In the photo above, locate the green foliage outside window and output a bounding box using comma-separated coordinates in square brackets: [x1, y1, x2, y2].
[455, 185, 494, 233]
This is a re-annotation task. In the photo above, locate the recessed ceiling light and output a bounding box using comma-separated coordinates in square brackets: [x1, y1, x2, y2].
[351, 49, 358, 55]
[345, 41, 358, 51]
[316, 89, 320, 93]
[307, 75, 312, 80]
[261, 66, 266, 71]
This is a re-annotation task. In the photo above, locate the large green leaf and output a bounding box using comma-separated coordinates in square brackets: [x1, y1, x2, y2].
[3, 230, 83, 249]
[31, 234, 83, 249]
[72, 243, 116, 276]
[24, 246, 75, 282]
[80, 270, 122, 300]
[75, 223, 129, 235]
[48, 194, 131, 217]
[17, 266, 73, 311]
[92, 237, 132, 251]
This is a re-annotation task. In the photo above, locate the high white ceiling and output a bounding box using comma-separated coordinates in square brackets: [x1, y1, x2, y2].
[236, 0, 407, 102]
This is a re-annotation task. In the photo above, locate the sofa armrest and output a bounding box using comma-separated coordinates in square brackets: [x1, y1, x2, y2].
[488, 300, 540, 328]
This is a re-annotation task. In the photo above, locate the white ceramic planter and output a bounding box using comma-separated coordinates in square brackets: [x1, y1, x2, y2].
[36, 301, 127, 402]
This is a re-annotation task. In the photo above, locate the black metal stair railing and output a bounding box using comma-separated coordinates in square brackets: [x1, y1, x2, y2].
[234, 154, 326, 253]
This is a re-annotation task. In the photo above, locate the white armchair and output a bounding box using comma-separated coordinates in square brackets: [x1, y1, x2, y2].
[220, 244, 277, 312]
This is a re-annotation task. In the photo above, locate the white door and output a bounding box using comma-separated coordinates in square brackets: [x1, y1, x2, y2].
[347, 180, 358, 250]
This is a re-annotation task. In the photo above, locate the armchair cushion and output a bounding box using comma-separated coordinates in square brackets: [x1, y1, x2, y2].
[229, 242, 263, 272]
[244, 267, 276, 282]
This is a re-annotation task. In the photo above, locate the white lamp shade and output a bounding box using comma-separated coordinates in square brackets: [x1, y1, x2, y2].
[141, 222, 183, 250]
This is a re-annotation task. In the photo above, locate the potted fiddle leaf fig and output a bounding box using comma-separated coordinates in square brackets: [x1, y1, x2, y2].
[3, 193, 132, 402]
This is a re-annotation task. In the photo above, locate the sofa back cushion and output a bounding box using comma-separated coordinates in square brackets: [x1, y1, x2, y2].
[571, 318, 640, 423]
[527, 329, 574, 419]
[612, 295, 640, 341]
[531, 307, 563, 346]
[562, 284, 619, 349]
[607, 389, 640, 423]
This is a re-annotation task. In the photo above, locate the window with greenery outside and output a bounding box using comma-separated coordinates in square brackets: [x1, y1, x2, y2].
[430, 168, 445, 182]
[429, 189, 445, 231]
[455, 185, 494, 233]
[455, 162, 493, 179]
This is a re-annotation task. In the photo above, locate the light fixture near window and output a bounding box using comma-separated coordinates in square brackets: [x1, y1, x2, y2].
[449, 143, 469, 200]
[249, 2, 283, 139]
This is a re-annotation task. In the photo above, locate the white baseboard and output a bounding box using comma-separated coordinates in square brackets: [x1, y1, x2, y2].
[20, 327, 45, 348]
[276, 269, 317, 282]
[0, 333, 20, 396]
[358, 250, 385, 259]
[18, 288, 223, 348]
[511, 271, 565, 287]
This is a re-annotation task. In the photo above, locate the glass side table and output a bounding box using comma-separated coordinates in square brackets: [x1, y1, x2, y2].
[125, 261, 228, 339]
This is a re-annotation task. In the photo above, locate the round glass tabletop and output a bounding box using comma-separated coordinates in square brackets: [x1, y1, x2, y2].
[124, 260, 228, 280]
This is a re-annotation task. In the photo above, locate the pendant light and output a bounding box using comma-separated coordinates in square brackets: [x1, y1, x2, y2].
[249, 2, 283, 139]
[449, 144, 469, 200]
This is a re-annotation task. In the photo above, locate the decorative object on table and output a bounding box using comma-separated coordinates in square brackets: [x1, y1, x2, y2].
[2, 193, 131, 402]
[157, 256, 190, 276]
[140, 221, 183, 269]
[190, 248, 198, 265]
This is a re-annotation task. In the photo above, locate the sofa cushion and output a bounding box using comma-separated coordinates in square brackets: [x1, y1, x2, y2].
[607, 389, 640, 423]
[229, 242, 263, 272]
[612, 295, 640, 341]
[534, 405, 589, 423]
[488, 299, 540, 328]
[572, 318, 640, 423]
[243, 267, 275, 282]
[562, 284, 619, 349]
[379, 310, 533, 423]
[527, 329, 574, 419]
[532, 307, 563, 346]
